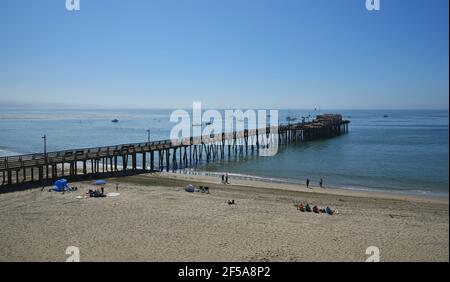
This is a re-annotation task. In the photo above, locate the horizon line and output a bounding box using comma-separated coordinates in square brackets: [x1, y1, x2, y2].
[0, 106, 449, 111]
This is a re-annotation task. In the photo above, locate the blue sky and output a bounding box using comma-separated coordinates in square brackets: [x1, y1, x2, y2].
[0, 0, 448, 109]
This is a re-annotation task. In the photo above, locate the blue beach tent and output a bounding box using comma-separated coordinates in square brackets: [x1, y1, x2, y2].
[53, 179, 69, 192]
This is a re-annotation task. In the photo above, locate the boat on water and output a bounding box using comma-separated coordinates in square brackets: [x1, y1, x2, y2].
[383, 114, 389, 118]
[111, 119, 119, 123]
[286, 116, 298, 123]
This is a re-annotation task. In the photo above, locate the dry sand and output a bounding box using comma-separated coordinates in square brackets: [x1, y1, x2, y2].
[0, 172, 448, 262]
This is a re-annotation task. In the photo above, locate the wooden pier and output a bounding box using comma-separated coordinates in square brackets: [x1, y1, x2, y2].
[0, 114, 349, 187]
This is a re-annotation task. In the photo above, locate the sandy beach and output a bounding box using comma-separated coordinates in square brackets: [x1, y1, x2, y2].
[0, 172, 448, 262]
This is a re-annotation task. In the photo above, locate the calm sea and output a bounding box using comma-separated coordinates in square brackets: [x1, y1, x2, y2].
[0, 109, 448, 196]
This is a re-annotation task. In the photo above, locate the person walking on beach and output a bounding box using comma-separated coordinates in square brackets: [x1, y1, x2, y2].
[221, 174, 224, 184]
[306, 178, 310, 189]
[319, 178, 323, 188]
[225, 173, 229, 184]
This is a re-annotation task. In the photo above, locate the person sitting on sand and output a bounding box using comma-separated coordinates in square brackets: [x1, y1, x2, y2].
[305, 203, 312, 212]
[298, 202, 305, 212]
[313, 205, 320, 213]
[326, 206, 335, 215]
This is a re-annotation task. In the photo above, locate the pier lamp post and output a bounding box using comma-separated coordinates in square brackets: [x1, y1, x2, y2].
[147, 129, 151, 143]
[145, 129, 152, 170]
[41, 134, 47, 191]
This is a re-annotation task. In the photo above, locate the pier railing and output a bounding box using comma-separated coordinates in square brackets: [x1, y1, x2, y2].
[0, 114, 349, 186]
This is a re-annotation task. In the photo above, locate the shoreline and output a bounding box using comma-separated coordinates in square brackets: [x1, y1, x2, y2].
[1, 164, 448, 202]
[1, 168, 448, 204]
[167, 170, 449, 204]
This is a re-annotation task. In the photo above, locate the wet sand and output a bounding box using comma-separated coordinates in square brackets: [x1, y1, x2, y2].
[0, 172, 448, 261]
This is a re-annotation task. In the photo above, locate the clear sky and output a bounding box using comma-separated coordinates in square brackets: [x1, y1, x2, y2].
[0, 0, 448, 110]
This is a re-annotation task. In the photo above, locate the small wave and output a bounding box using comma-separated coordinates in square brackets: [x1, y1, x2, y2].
[176, 169, 449, 198]
[176, 169, 293, 184]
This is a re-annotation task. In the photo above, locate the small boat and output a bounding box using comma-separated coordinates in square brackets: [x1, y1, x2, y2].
[111, 119, 119, 123]
[383, 114, 389, 118]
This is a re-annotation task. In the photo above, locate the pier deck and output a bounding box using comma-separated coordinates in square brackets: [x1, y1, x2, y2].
[0, 114, 349, 186]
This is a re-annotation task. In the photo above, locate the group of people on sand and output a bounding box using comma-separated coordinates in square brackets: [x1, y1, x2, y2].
[87, 187, 106, 198]
[297, 202, 337, 215]
[221, 173, 229, 184]
[306, 178, 324, 189]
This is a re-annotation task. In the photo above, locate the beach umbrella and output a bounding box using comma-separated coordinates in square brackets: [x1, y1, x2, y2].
[95, 180, 107, 185]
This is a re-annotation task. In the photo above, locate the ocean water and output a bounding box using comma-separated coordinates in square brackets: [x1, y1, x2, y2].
[0, 109, 448, 196]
